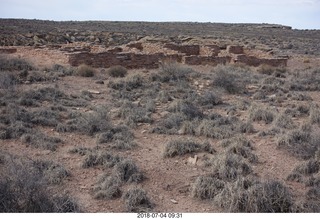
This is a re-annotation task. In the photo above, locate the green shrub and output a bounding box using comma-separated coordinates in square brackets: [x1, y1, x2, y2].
[108, 65, 128, 77]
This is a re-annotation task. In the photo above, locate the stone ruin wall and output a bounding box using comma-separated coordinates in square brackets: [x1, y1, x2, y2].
[67, 43, 288, 69]
[0, 42, 289, 69]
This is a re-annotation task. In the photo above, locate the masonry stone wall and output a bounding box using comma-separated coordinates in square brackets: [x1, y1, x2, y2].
[235, 55, 288, 67]
[183, 55, 231, 66]
[227, 45, 244, 54]
[164, 43, 200, 55]
[68, 51, 182, 69]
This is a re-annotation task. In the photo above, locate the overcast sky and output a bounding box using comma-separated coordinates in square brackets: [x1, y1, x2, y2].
[1, 0, 319, 29]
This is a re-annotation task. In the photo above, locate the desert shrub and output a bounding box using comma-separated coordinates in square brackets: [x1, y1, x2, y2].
[249, 106, 275, 124]
[0, 72, 18, 89]
[123, 188, 153, 212]
[301, 186, 320, 212]
[284, 104, 309, 118]
[26, 71, 58, 82]
[117, 101, 152, 127]
[58, 107, 111, 136]
[196, 116, 240, 139]
[109, 74, 144, 91]
[75, 64, 95, 77]
[68, 147, 92, 156]
[97, 125, 134, 144]
[211, 153, 252, 181]
[0, 56, 34, 71]
[310, 104, 320, 124]
[113, 159, 144, 183]
[257, 65, 287, 77]
[220, 136, 258, 163]
[21, 131, 62, 151]
[292, 159, 320, 176]
[157, 90, 173, 103]
[0, 156, 79, 212]
[19, 87, 66, 104]
[151, 113, 187, 135]
[236, 120, 255, 134]
[214, 179, 293, 212]
[289, 68, 320, 91]
[108, 65, 128, 77]
[211, 65, 246, 94]
[163, 139, 213, 157]
[82, 151, 122, 168]
[30, 109, 60, 127]
[32, 160, 69, 185]
[274, 113, 295, 129]
[179, 119, 200, 135]
[168, 100, 203, 120]
[278, 129, 320, 159]
[197, 91, 222, 108]
[191, 175, 225, 200]
[94, 174, 122, 200]
[153, 62, 193, 83]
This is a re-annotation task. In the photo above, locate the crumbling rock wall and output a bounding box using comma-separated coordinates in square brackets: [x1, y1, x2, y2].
[235, 54, 288, 67]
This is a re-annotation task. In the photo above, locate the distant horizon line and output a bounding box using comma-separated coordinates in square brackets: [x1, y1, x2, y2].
[3, 17, 319, 30]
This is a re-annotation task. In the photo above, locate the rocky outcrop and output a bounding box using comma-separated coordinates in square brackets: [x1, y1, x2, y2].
[227, 45, 244, 54]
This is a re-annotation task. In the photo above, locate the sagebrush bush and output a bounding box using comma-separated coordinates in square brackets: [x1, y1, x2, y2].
[249, 106, 275, 124]
[75, 64, 95, 77]
[191, 175, 225, 200]
[278, 128, 320, 159]
[214, 179, 294, 212]
[108, 65, 128, 77]
[163, 139, 213, 157]
[211, 65, 246, 94]
[123, 188, 153, 212]
[0, 56, 34, 71]
[0, 155, 79, 212]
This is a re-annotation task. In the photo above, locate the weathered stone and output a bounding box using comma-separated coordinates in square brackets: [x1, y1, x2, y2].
[235, 54, 288, 67]
[164, 43, 200, 55]
[183, 55, 231, 66]
[227, 45, 244, 54]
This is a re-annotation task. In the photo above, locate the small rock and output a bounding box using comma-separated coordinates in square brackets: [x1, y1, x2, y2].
[187, 155, 198, 165]
[141, 130, 147, 134]
[87, 90, 100, 94]
[170, 199, 178, 204]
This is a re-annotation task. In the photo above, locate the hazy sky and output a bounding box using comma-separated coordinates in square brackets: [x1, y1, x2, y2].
[1, 0, 319, 29]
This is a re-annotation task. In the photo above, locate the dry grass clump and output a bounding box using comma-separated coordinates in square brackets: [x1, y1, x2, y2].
[168, 100, 203, 120]
[289, 68, 320, 91]
[191, 175, 225, 200]
[310, 104, 320, 124]
[214, 179, 294, 212]
[21, 131, 63, 151]
[0, 155, 79, 212]
[249, 106, 275, 124]
[117, 101, 152, 127]
[152, 61, 193, 83]
[278, 128, 320, 159]
[211, 65, 247, 94]
[151, 113, 187, 135]
[75, 64, 95, 77]
[163, 139, 213, 157]
[123, 188, 153, 212]
[82, 151, 122, 168]
[0, 72, 18, 90]
[108, 65, 128, 78]
[197, 91, 222, 109]
[93, 159, 144, 201]
[57, 106, 111, 136]
[0, 56, 34, 71]
[274, 113, 296, 129]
